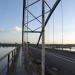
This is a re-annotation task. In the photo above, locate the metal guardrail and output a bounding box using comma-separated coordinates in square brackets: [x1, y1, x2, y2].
[0, 46, 20, 74]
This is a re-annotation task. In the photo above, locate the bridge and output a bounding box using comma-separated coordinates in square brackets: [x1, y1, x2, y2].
[0, 0, 75, 75]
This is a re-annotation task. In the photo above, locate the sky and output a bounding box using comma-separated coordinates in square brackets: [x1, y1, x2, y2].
[48, 0, 75, 44]
[0, 0, 22, 43]
[0, 0, 75, 44]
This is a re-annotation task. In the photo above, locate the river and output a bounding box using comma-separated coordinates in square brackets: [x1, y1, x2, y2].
[0, 47, 15, 74]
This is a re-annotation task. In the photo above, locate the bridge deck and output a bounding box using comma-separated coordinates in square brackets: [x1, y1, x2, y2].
[45, 48, 75, 60]
[28, 46, 75, 75]
[7, 46, 75, 75]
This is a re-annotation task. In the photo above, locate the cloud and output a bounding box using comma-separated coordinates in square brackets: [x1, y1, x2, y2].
[12, 26, 22, 32]
[0, 28, 5, 32]
[0, 26, 22, 32]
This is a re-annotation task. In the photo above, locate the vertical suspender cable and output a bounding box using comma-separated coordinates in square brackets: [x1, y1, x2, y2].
[27, 0, 28, 57]
[53, 14, 54, 46]
[42, 0, 45, 75]
[22, 0, 24, 46]
[61, 0, 64, 50]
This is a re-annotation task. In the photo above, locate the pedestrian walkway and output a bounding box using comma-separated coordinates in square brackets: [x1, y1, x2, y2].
[8, 47, 32, 75]
[14, 47, 28, 75]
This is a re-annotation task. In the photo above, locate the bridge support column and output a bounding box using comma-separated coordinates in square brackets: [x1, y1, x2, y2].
[42, 0, 45, 75]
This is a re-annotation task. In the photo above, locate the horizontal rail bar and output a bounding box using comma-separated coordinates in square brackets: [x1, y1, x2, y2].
[0, 47, 19, 62]
[0, 46, 20, 74]
[0, 49, 15, 62]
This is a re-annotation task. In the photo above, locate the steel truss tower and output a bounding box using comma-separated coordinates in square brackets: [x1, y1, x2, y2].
[22, 0, 61, 75]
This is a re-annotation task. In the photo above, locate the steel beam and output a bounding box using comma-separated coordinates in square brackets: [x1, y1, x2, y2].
[26, 0, 40, 8]
[44, 1, 51, 10]
[24, 25, 33, 31]
[24, 31, 41, 33]
[26, 9, 42, 24]
[33, 26, 42, 31]
[25, 10, 50, 25]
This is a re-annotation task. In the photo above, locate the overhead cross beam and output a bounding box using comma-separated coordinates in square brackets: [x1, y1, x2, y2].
[26, 0, 40, 8]
[24, 31, 41, 33]
[37, 0, 61, 46]
[25, 10, 50, 24]
[26, 9, 42, 24]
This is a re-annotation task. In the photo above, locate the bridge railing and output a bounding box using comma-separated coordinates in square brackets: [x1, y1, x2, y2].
[0, 46, 20, 75]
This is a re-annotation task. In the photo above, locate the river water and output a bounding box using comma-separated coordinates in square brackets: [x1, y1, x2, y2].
[0, 47, 15, 73]
[56, 47, 75, 52]
[0, 47, 15, 58]
[45, 46, 75, 52]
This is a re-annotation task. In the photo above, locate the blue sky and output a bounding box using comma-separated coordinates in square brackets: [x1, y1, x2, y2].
[44, 0, 75, 44]
[0, 0, 75, 44]
[0, 0, 22, 43]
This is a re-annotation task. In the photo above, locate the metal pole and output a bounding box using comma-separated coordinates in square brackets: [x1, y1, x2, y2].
[22, 0, 26, 47]
[42, 0, 45, 75]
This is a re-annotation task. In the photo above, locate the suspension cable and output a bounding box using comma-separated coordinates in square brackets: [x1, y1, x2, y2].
[53, 14, 54, 45]
[61, 0, 64, 50]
